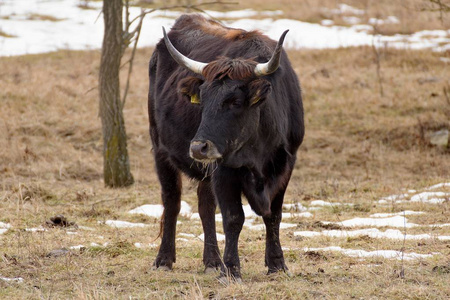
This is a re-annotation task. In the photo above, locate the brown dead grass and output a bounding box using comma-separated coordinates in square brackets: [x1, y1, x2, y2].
[1, 1, 450, 298]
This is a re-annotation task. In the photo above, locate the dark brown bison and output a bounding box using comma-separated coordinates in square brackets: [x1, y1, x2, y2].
[148, 14, 304, 281]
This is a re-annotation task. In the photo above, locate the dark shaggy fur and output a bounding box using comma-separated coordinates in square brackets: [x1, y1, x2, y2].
[148, 14, 304, 280]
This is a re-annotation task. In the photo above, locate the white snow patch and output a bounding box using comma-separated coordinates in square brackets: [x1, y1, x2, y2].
[283, 203, 308, 212]
[25, 227, 47, 232]
[134, 242, 158, 248]
[176, 238, 190, 242]
[1, 1, 448, 57]
[327, 4, 365, 15]
[369, 16, 400, 25]
[66, 231, 78, 235]
[245, 222, 297, 231]
[343, 16, 361, 25]
[90, 242, 109, 247]
[0, 276, 24, 283]
[103, 220, 148, 228]
[178, 233, 196, 238]
[325, 215, 418, 228]
[369, 211, 425, 218]
[310, 200, 338, 206]
[69, 245, 85, 250]
[379, 193, 408, 202]
[128, 201, 192, 218]
[0, 222, 10, 234]
[282, 212, 313, 219]
[294, 228, 450, 241]
[303, 246, 435, 260]
[321, 19, 334, 26]
[198, 233, 225, 242]
[78, 226, 94, 231]
[426, 182, 450, 190]
[410, 192, 449, 204]
[0, 221, 11, 228]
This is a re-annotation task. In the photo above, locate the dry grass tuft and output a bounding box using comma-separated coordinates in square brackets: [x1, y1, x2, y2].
[1, 1, 449, 298]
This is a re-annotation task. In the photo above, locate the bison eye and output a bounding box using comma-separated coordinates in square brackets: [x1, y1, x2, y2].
[223, 97, 242, 109]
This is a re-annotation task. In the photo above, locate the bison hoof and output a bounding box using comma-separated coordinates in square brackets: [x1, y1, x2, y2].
[158, 265, 171, 271]
[267, 267, 291, 277]
[217, 275, 242, 285]
[204, 267, 219, 274]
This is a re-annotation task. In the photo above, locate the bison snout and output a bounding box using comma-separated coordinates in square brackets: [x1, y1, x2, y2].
[190, 140, 222, 161]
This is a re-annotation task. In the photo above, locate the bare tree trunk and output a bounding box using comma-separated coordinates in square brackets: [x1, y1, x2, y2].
[99, 0, 134, 187]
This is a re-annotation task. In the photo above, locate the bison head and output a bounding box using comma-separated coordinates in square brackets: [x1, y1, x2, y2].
[162, 27, 288, 167]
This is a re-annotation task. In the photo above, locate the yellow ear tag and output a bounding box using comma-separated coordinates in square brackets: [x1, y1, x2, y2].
[190, 94, 200, 104]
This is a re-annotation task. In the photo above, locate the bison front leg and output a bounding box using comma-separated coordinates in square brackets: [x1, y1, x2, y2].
[213, 168, 245, 282]
[263, 189, 289, 274]
[153, 151, 182, 270]
[197, 180, 221, 273]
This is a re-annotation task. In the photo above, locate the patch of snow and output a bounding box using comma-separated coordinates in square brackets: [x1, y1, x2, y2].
[1, 1, 448, 57]
[380, 193, 408, 202]
[325, 215, 418, 228]
[369, 211, 425, 218]
[66, 231, 78, 235]
[69, 245, 85, 250]
[282, 212, 313, 219]
[343, 16, 361, 25]
[103, 220, 148, 228]
[128, 201, 192, 218]
[410, 192, 449, 204]
[302, 246, 435, 260]
[321, 19, 334, 26]
[327, 4, 365, 15]
[198, 233, 225, 242]
[0, 229, 8, 235]
[176, 238, 190, 242]
[0, 276, 24, 283]
[134, 242, 158, 248]
[246, 222, 297, 231]
[0, 221, 11, 229]
[242, 204, 259, 218]
[205, 9, 283, 19]
[310, 200, 342, 206]
[25, 227, 47, 232]
[294, 228, 450, 241]
[386, 16, 400, 24]
[283, 203, 308, 212]
[369, 16, 400, 25]
[178, 233, 196, 238]
[78, 226, 94, 231]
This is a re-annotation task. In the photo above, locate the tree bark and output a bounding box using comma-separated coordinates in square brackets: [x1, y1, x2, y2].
[99, 0, 134, 187]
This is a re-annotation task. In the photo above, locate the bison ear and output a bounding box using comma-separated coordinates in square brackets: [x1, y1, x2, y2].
[248, 79, 272, 106]
[178, 77, 204, 104]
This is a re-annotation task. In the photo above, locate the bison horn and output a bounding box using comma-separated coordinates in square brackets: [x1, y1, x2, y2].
[254, 30, 289, 76]
[162, 27, 208, 75]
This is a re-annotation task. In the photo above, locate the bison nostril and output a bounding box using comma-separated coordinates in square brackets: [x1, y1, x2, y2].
[190, 140, 221, 161]
[200, 143, 209, 155]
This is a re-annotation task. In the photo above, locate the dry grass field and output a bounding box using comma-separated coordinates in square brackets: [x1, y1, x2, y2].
[1, 1, 449, 299]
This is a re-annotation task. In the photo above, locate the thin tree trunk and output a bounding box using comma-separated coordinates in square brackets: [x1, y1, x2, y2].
[99, 0, 134, 187]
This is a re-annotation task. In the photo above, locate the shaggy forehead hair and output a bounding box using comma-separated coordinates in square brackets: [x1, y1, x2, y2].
[202, 57, 257, 82]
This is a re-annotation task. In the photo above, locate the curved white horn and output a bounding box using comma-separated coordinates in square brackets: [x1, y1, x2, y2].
[162, 27, 207, 75]
[254, 30, 289, 76]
